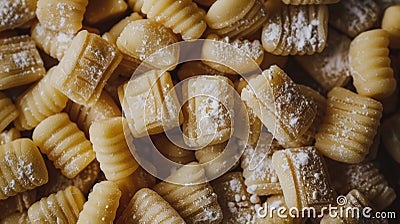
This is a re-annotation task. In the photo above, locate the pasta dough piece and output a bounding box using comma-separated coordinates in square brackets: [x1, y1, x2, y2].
[195, 142, 234, 178]
[241, 65, 317, 147]
[0, 0, 37, 32]
[0, 35, 46, 90]
[241, 140, 282, 196]
[320, 189, 385, 224]
[152, 133, 195, 164]
[331, 162, 396, 211]
[127, 0, 144, 13]
[0, 190, 36, 220]
[295, 28, 351, 91]
[116, 19, 179, 70]
[272, 147, 335, 213]
[13, 67, 68, 131]
[77, 181, 121, 224]
[211, 172, 254, 223]
[183, 75, 234, 147]
[382, 6, 400, 49]
[328, 0, 379, 38]
[33, 113, 96, 179]
[349, 29, 396, 99]
[281, 0, 338, 4]
[0, 128, 20, 145]
[0, 212, 29, 224]
[89, 117, 139, 181]
[31, 22, 74, 61]
[206, 0, 268, 39]
[54, 30, 122, 106]
[84, 0, 128, 24]
[0, 139, 48, 200]
[102, 12, 143, 45]
[28, 186, 85, 224]
[382, 114, 400, 163]
[153, 162, 223, 223]
[120, 70, 182, 137]
[116, 188, 185, 224]
[142, 0, 207, 40]
[262, 1, 328, 56]
[315, 87, 383, 163]
[65, 91, 121, 136]
[36, 0, 88, 34]
[0, 92, 18, 133]
[201, 34, 264, 75]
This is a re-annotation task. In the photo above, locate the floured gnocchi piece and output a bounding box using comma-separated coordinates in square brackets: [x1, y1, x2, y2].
[382, 5, 400, 49]
[183, 75, 234, 147]
[262, 1, 328, 56]
[201, 34, 264, 75]
[102, 12, 142, 45]
[54, 30, 122, 106]
[0, 139, 48, 200]
[116, 188, 185, 224]
[33, 113, 96, 179]
[315, 87, 383, 163]
[28, 186, 85, 224]
[241, 65, 317, 147]
[195, 142, 232, 178]
[206, 0, 268, 39]
[0, 35, 46, 90]
[272, 147, 335, 214]
[0, 0, 37, 32]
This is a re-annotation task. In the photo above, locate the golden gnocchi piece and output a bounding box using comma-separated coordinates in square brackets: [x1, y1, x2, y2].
[333, 162, 396, 211]
[262, 2, 328, 56]
[0, 139, 48, 200]
[89, 117, 139, 181]
[84, 0, 128, 25]
[102, 12, 143, 45]
[65, 91, 121, 136]
[0, 212, 30, 224]
[329, 0, 379, 38]
[142, 0, 207, 40]
[349, 29, 397, 100]
[382, 114, 400, 164]
[77, 181, 121, 224]
[183, 75, 234, 147]
[0, 128, 20, 145]
[54, 30, 122, 106]
[33, 113, 96, 179]
[116, 188, 185, 224]
[201, 34, 264, 75]
[241, 140, 282, 196]
[153, 162, 223, 223]
[281, 0, 338, 4]
[382, 5, 400, 49]
[0, 190, 36, 220]
[127, 0, 144, 13]
[116, 19, 179, 70]
[320, 189, 384, 224]
[315, 87, 383, 163]
[152, 133, 195, 164]
[272, 147, 335, 213]
[119, 70, 182, 137]
[13, 68, 68, 131]
[0, 92, 18, 133]
[241, 65, 317, 147]
[211, 172, 254, 223]
[31, 22, 74, 61]
[0, 0, 37, 32]
[36, 0, 88, 34]
[206, 0, 268, 39]
[0, 35, 46, 90]
[28, 186, 85, 224]
[295, 28, 351, 91]
[195, 142, 234, 178]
